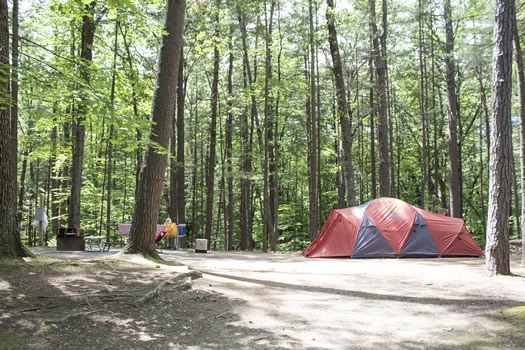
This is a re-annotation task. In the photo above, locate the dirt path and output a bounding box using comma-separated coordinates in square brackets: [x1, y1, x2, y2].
[163, 250, 525, 349]
[1, 248, 524, 349]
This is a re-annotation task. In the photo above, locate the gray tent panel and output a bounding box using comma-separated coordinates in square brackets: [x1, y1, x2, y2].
[352, 216, 396, 258]
[400, 212, 438, 257]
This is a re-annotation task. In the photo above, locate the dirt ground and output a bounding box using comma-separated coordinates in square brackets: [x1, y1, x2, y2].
[1, 248, 525, 350]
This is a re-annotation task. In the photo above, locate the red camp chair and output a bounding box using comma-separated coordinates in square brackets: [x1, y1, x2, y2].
[155, 230, 167, 252]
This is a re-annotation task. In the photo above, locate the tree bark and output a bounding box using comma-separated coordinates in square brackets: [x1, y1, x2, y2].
[268, 0, 279, 252]
[226, 28, 234, 251]
[511, 153, 521, 239]
[444, 0, 462, 218]
[176, 49, 186, 229]
[126, 0, 186, 258]
[273, 3, 283, 250]
[369, 53, 377, 199]
[11, 0, 19, 225]
[430, 13, 439, 210]
[0, 0, 25, 258]
[308, 0, 319, 239]
[238, 8, 255, 250]
[204, 1, 220, 249]
[191, 92, 198, 247]
[369, 0, 390, 197]
[513, 15, 525, 265]
[50, 120, 59, 239]
[485, 0, 514, 276]
[169, 100, 177, 222]
[67, 1, 95, 232]
[326, 0, 354, 206]
[18, 149, 28, 230]
[106, 21, 119, 246]
[13, 0, 29, 252]
[418, 0, 427, 208]
[264, 0, 276, 251]
[476, 69, 487, 239]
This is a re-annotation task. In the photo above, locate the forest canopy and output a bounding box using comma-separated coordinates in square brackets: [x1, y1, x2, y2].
[13, 0, 524, 253]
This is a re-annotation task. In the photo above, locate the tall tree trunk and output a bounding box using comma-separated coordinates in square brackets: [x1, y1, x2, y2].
[98, 139, 108, 237]
[191, 92, 198, 247]
[50, 121, 59, 238]
[126, 0, 186, 258]
[308, 0, 319, 239]
[511, 154, 521, 238]
[67, 1, 95, 231]
[18, 149, 28, 231]
[369, 52, 377, 199]
[238, 7, 255, 250]
[485, 0, 514, 276]
[369, 0, 390, 197]
[29, 159, 38, 247]
[60, 120, 71, 230]
[444, 0, 462, 218]
[264, 0, 276, 251]
[226, 29, 234, 251]
[477, 69, 487, 239]
[169, 101, 177, 221]
[217, 110, 225, 250]
[14, 0, 27, 234]
[11, 0, 19, 229]
[437, 81, 448, 210]
[326, 0, 354, 206]
[273, 2, 283, 250]
[418, 0, 427, 208]
[513, 15, 525, 264]
[430, 13, 439, 209]
[106, 21, 118, 245]
[176, 49, 186, 229]
[354, 50, 361, 204]
[0, 0, 25, 258]
[204, 1, 220, 248]
[239, 23, 250, 250]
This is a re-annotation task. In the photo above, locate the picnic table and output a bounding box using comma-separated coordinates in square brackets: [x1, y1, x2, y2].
[117, 223, 186, 249]
[84, 235, 104, 252]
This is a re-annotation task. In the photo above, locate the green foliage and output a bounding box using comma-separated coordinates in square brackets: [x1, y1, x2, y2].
[15, 0, 518, 252]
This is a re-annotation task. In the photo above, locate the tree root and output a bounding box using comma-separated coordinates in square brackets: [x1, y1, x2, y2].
[134, 270, 202, 306]
[17, 304, 62, 313]
[44, 309, 104, 324]
[123, 242, 162, 260]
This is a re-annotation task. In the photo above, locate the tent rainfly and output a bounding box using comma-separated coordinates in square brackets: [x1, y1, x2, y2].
[303, 197, 483, 258]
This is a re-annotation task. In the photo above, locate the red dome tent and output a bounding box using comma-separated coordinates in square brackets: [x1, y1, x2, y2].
[303, 197, 483, 258]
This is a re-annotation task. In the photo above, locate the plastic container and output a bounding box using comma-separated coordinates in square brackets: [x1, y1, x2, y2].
[195, 239, 208, 253]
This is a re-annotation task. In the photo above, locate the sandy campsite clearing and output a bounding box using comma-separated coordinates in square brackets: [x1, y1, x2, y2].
[1, 248, 524, 350]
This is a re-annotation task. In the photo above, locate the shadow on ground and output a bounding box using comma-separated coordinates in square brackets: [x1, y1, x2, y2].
[199, 270, 523, 309]
[0, 258, 312, 350]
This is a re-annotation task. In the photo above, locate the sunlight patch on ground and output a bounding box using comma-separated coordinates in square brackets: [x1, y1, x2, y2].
[92, 315, 136, 327]
[91, 314, 166, 343]
[113, 253, 189, 273]
[137, 332, 157, 341]
[48, 275, 100, 295]
[0, 278, 11, 291]
[0, 312, 12, 323]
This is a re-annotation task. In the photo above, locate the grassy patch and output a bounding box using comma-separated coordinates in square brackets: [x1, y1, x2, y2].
[450, 308, 525, 350]
[502, 306, 525, 322]
[0, 330, 28, 349]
